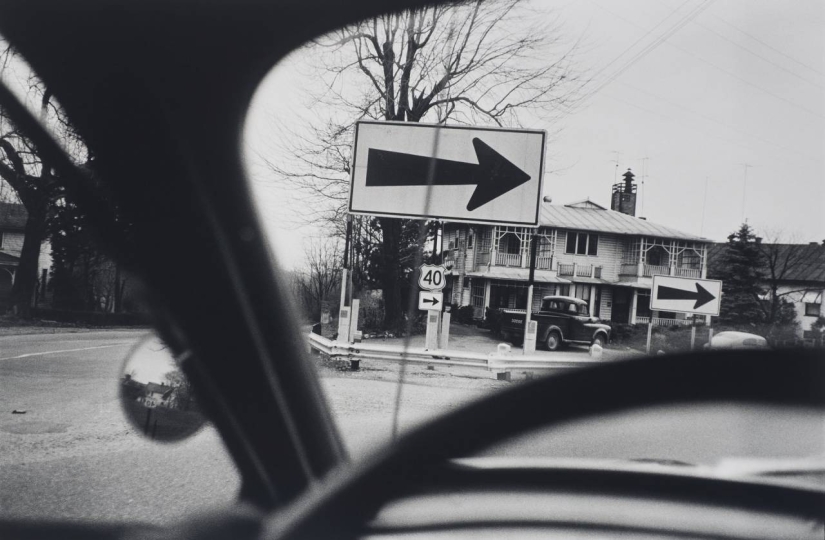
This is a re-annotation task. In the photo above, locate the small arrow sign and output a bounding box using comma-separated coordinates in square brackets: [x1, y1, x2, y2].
[366, 138, 531, 211]
[656, 283, 716, 309]
[418, 291, 444, 311]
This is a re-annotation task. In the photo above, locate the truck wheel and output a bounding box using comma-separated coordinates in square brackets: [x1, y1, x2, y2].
[545, 330, 562, 351]
[592, 334, 606, 348]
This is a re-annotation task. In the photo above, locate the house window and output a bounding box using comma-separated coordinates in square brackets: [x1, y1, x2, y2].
[805, 303, 821, 317]
[467, 231, 473, 249]
[565, 231, 598, 256]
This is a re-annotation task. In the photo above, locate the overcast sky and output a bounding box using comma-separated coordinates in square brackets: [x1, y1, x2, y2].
[244, 0, 825, 270]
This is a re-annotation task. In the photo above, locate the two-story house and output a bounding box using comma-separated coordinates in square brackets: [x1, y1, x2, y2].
[0, 201, 52, 309]
[442, 170, 711, 326]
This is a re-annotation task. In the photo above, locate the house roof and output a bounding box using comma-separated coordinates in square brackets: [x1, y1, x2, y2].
[707, 242, 825, 284]
[0, 202, 27, 231]
[539, 204, 707, 242]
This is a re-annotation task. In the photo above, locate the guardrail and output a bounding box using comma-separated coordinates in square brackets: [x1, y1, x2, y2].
[308, 332, 604, 379]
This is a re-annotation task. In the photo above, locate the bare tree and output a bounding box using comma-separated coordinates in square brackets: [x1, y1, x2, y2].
[0, 44, 88, 315]
[265, 0, 584, 328]
[291, 237, 343, 320]
[756, 231, 823, 324]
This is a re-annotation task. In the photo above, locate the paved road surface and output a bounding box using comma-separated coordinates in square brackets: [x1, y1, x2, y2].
[1, 330, 821, 524]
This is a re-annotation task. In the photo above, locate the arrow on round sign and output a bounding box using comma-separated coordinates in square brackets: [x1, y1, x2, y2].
[365, 138, 531, 211]
[656, 283, 716, 309]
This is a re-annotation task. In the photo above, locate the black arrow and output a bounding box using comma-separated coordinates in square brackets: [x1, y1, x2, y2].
[365, 138, 531, 211]
[422, 297, 440, 306]
[656, 283, 716, 309]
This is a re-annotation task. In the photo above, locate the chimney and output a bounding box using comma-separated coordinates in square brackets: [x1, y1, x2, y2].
[611, 168, 637, 216]
[755, 237, 762, 244]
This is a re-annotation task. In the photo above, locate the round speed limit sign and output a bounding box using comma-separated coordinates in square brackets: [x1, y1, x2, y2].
[418, 264, 446, 291]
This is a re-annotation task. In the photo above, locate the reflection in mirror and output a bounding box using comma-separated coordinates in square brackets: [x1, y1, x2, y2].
[120, 333, 206, 443]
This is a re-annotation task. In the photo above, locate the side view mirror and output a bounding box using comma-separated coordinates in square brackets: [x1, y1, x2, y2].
[119, 333, 206, 443]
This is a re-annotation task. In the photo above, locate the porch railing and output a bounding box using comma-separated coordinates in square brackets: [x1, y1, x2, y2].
[558, 263, 575, 276]
[674, 267, 700, 278]
[643, 264, 670, 277]
[536, 256, 553, 270]
[575, 264, 592, 277]
[495, 252, 522, 267]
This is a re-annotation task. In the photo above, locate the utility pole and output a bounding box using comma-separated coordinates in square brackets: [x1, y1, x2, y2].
[638, 156, 649, 217]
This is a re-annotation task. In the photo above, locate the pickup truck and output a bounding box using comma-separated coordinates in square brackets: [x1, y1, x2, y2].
[498, 295, 611, 351]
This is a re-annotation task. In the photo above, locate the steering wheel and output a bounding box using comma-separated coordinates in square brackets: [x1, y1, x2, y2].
[250, 349, 824, 539]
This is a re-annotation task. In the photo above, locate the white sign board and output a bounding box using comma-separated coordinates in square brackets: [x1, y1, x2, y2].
[349, 121, 546, 226]
[418, 291, 444, 311]
[418, 264, 446, 291]
[651, 275, 722, 316]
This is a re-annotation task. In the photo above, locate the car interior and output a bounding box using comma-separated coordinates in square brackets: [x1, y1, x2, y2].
[0, 1, 822, 539]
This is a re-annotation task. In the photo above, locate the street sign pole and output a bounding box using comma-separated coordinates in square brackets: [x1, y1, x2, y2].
[337, 215, 353, 343]
[523, 232, 539, 354]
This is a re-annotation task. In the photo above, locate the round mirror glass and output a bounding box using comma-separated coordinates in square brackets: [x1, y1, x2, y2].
[120, 333, 206, 442]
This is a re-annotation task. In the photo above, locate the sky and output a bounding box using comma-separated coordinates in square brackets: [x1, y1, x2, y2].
[245, 0, 824, 271]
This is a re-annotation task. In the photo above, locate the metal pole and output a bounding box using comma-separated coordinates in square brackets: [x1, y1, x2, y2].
[523, 232, 539, 354]
[340, 215, 352, 310]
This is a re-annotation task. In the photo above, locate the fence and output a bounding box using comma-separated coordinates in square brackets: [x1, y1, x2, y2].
[635, 316, 695, 327]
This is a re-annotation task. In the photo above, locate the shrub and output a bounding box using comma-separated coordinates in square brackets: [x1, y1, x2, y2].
[455, 305, 476, 324]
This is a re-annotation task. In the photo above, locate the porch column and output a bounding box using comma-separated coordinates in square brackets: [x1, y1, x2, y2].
[630, 289, 638, 324]
[589, 285, 597, 315]
[483, 279, 492, 317]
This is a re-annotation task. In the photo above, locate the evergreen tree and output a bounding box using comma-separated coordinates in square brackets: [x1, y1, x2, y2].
[715, 223, 765, 328]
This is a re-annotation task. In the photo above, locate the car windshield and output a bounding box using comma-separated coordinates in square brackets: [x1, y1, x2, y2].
[242, 0, 824, 474]
[0, 0, 823, 526]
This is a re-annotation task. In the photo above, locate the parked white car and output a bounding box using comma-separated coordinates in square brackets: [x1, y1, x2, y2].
[706, 331, 769, 350]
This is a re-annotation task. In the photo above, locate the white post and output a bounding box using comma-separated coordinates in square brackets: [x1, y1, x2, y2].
[349, 299, 360, 343]
[523, 283, 534, 354]
[630, 290, 638, 324]
[690, 325, 696, 350]
[439, 310, 451, 349]
[646, 321, 653, 355]
[425, 310, 440, 350]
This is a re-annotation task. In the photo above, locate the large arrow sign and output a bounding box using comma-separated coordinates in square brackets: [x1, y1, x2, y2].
[365, 138, 531, 211]
[656, 282, 716, 309]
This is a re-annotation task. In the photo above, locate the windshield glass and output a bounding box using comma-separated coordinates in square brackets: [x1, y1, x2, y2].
[242, 0, 824, 469]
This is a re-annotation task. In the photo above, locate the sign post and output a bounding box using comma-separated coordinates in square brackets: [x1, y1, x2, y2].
[523, 232, 539, 354]
[418, 264, 446, 350]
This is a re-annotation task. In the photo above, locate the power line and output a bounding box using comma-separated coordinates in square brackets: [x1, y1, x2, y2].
[590, 0, 825, 121]
[688, 15, 823, 90]
[711, 13, 825, 78]
[616, 79, 823, 165]
[583, 0, 716, 102]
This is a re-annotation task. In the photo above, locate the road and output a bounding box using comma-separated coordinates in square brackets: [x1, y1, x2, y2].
[1, 329, 822, 524]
